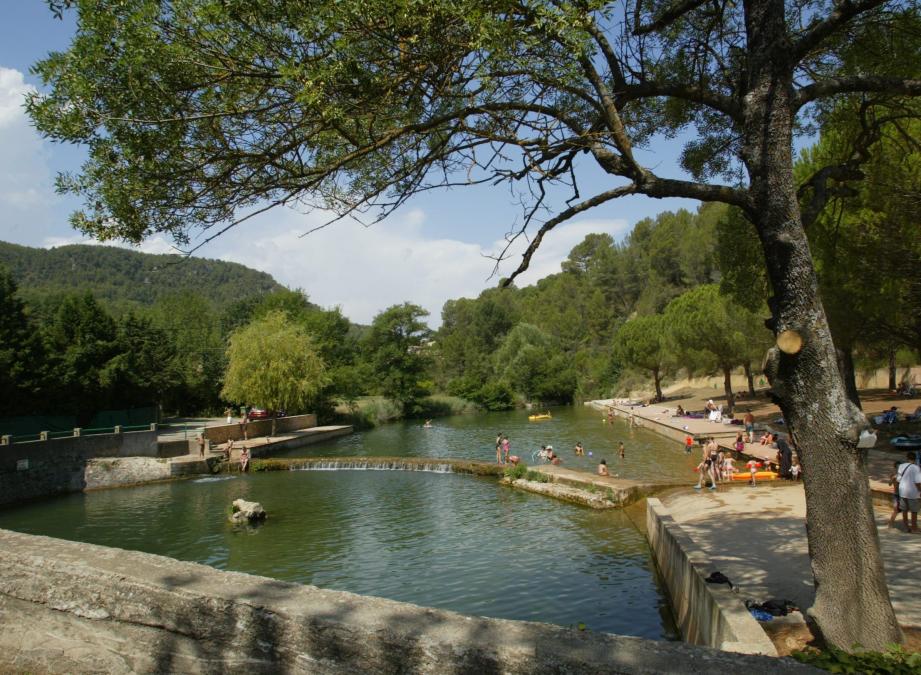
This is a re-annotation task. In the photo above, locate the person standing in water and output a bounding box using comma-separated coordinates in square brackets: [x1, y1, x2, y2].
[502, 435, 511, 464]
[496, 433, 503, 465]
[618, 441, 625, 459]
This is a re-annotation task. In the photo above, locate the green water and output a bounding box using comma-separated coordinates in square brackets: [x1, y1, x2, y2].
[0, 405, 693, 640]
[276, 404, 698, 482]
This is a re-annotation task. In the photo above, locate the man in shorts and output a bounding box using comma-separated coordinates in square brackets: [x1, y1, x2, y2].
[897, 451, 921, 533]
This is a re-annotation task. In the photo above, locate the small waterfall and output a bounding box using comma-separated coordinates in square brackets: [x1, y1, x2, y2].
[288, 460, 454, 474]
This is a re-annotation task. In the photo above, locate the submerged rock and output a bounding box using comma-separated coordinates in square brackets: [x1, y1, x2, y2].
[230, 498, 267, 524]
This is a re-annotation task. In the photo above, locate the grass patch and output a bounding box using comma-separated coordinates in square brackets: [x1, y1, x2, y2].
[504, 463, 528, 480]
[792, 644, 921, 674]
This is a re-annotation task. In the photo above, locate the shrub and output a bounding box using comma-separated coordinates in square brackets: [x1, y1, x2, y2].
[504, 463, 528, 480]
[792, 645, 921, 674]
[524, 470, 550, 483]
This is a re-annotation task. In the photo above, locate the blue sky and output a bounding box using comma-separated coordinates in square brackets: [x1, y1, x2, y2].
[0, 3, 705, 324]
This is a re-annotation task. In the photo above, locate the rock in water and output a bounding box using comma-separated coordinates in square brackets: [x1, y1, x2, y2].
[230, 499, 267, 524]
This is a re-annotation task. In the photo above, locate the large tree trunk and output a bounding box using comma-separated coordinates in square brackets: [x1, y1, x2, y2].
[652, 367, 663, 402]
[744, 360, 756, 397]
[837, 345, 862, 409]
[741, 0, 900, 650]
[889, 350, 897, 391]
[722, 366, 735, 414]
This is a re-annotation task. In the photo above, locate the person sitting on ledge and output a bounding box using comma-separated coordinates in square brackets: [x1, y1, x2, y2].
[675, 404, 685, 416]
[597, 459, 609, 476]
[240, 446, 250, 473]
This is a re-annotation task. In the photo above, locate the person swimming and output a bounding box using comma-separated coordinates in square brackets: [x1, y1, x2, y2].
[597, 459, 609, 476]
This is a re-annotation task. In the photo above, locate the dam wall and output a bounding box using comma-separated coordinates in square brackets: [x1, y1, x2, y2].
[0, 528, 814, 674]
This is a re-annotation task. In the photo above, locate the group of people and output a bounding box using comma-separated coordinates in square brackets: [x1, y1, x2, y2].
[694, 438, 732, 489]
[195, 432, 250, 471]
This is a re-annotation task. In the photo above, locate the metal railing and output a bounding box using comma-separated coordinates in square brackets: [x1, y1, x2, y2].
[1, 423, 157, 446]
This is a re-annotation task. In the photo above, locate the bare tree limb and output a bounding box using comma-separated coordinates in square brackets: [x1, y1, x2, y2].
[501, 184, 638, 286]
[796, 77, 921, 108]
[790, 0, 889, 63]
[633, 0, 710, 35]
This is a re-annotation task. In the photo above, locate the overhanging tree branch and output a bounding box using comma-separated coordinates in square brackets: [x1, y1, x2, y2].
[797, 77, 921, 108]
[790, 0, 889, 63]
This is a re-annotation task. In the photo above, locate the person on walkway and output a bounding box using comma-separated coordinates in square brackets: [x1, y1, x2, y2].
[224, 437, 235, 461]
[790, 456, 801, 480]
[618, 441, 625, 459]
[722, 454, 736, 481]
[597, 459, 609, 476]
[734, 432, 745, 453]
[776, 434, 793, 478]
[197, 433, 205, 458]
[695, 440, 717, 490]
[240, 446, 250, 473]
[714, 449, 724, 482]
[743, 411, 755, 444]
[684, 434, 694, 454]
[897, 452, 921, 533]
[224, 407, 233, 424]
[888, 460, 902, 529]
[496, 433, 503, 465]
[240, 412, 249, 441]
[746, 457, 760, 485]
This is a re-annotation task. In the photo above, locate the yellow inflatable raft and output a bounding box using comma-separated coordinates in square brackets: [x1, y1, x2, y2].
[528, 412, 552, 421]
[730, 471, 779, 481]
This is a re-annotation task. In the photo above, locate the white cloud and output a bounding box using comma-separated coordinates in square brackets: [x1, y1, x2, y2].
[206, 206, 630, 326]
[43, 233, 183, 256]
[0, 66, 58, 242]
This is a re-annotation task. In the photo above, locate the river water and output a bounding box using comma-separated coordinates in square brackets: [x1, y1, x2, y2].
[0, 405, 695, 640]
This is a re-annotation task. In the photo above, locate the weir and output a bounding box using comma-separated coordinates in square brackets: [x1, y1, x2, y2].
[241, 456, 503, 477]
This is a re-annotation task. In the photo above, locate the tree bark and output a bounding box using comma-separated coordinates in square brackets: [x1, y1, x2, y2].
[653, 367, 663, 402]
[889, 350, 897, 391]
[742, 0, 901, 650]
[744, 361, 756, 397]
[722, 366, 735, 414]
[837, 346, 862, 409]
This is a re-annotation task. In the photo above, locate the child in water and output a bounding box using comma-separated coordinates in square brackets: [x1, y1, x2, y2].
[597, 459, 609, 476]
[618, 442, 625, 459]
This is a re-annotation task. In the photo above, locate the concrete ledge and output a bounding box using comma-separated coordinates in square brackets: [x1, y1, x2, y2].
[0, 529, 816, 673]
[203, 414, 318, 444]
[646, 498, 778, 656]
[505, 478, 619, 508]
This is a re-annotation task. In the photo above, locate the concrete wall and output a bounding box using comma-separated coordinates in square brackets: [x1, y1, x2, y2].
[646, 498, 778, 656]
[0, 430, 159, 506]
[0, 529, 815, 674]
[203, 413, 317, 444]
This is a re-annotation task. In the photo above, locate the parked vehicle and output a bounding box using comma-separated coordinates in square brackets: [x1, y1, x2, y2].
[247, 408, 286, 420]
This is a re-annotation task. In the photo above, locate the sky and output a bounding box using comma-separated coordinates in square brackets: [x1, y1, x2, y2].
[0, 3, 704, 326]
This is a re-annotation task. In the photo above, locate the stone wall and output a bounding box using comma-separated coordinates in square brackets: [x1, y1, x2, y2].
[646, 498, 778, 655]
[83, 457, 173, 489]
[0, 430, 159, 506]
[0, 528, 815, 674]
[202, 413, 317, 444]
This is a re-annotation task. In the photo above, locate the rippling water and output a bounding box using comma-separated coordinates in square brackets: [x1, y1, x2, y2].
[0, 470, 677, 639]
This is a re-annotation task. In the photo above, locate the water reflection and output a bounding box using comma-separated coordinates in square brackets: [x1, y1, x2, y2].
[0, 470, 677, 640]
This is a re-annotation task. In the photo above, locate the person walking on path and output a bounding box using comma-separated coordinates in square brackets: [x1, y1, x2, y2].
[888, 460, 903, 529]
[743, 411, 755, 444]
[197, 433, 205, 458]
[897, 452, 921, 533]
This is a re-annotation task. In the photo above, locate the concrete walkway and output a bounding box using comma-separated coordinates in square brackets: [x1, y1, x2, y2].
[168, 425, 352, 475]
[663, 485, 921, 630]
[591, 400, 901, 496]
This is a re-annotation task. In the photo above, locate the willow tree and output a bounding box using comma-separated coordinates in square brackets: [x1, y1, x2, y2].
[31, 0, 921, 648]
[223, 311, 328, 436]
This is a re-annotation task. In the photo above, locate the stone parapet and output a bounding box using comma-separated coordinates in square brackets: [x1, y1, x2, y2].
[646, 498, 778, 655]
[0, 529, 817, 674]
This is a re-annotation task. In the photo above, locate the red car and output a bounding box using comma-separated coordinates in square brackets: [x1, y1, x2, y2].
[247, 409, 286, 420]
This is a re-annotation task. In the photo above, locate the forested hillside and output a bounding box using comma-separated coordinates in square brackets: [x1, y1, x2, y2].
[0, 242, 284, 313]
